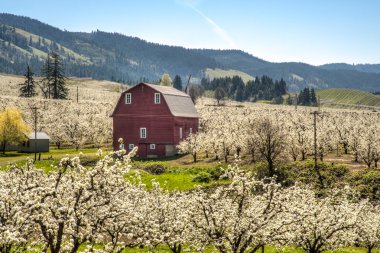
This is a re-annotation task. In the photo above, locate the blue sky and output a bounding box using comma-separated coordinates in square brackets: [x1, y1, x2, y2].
[2, 0, 380, 65]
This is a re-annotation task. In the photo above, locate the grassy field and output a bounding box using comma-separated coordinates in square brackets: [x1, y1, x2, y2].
[205, 68, 255, 83]
[317, 88, 380, 108]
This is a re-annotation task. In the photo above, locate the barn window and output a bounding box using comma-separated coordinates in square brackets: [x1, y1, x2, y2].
[140, 128, 147, 138]
[125, 93, 132, 104]
[189, 128, 192, 134]
[179, 127, 183, 139]
[129, 144, 134, 150]
[150, 144, 156, 149]
[154, 93, 161, 104]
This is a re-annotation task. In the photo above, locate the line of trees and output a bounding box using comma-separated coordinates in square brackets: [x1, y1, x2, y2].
[201, 75, 287, 103]
[19, 52, 67, 99]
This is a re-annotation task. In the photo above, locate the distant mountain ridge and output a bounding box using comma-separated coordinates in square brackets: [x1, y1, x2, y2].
[0, 13, 380, 92]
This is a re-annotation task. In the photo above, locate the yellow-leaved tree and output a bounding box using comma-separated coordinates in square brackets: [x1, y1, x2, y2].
[0, 107, 31, 154]
[159, 73, 173, 87]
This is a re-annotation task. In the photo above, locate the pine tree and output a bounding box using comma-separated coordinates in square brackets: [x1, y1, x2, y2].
[310, 88, 317, 106]
[235, 83, 245, 102]
[40, 52, 52, 99]
[173, 75, 182, 90]
[19, 65, 37, 97]
[304, 87, 311, 105]
[50, 52, 68, 99]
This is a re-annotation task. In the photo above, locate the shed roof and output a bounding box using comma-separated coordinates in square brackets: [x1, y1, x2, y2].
[28, 131, 50, 140]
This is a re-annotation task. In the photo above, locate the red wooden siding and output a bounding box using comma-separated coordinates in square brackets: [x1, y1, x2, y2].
[112, 83, 199, 158]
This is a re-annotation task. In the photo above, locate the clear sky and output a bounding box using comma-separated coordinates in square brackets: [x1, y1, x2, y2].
[2, 0, 380, 65]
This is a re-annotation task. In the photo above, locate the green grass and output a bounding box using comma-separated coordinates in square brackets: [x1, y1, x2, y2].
[317, 88, 380, 108]
[131, 170, 229, 191]
[0, 148, 111, 172]
[205, 68, 255, 83]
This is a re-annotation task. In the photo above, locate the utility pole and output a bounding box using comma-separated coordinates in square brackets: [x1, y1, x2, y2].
[31, 107, 39, 162]
[76, 86, 79, 103]
[185, 74, 192, 94]
[311, 110, 324, 189]
[294, 94, 298, 110]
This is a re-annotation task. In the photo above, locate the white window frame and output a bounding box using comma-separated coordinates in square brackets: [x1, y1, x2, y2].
[150, 144, 156, 149]
[140, 127, 147, 138]
[128, 144, 134, 150]
[189, 128, 192, 134]
[125, 93, 132, 104]
[154, 93, 161, 104]
[179, 127, 183, 139]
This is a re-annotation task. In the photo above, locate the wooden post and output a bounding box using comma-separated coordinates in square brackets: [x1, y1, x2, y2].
[311, 111, 324, 189]
[31, 107, 39, 162]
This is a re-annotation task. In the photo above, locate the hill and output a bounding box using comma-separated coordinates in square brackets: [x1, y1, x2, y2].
[1, 13, 380, 92]
[204, 68, 254, 83]
[320, 63, 380, 74]
[0, 73, 122, 103]
[317, 88, 380, 108]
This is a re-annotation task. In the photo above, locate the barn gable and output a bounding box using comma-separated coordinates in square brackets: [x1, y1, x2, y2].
[112, 83, 199, 118]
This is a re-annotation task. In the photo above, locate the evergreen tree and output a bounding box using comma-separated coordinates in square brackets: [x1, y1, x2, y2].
[173, 75, 182, 90]
[50, 52, 68, 99]
[304, 87, 311, 105]
[40, 52, 52, 99]
[235, 83, 245, 102]
[310, 88, 317, 106]
[19, 65, 37, 97]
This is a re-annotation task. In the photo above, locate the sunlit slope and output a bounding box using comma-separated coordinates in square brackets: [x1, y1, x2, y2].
[317, 88, 380, 107]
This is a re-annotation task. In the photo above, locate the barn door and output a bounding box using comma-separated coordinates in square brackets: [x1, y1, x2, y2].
[138, 143, 147, 158]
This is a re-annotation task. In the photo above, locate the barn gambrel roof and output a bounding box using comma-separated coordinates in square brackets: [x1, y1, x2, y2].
[143, 83, 199, 118]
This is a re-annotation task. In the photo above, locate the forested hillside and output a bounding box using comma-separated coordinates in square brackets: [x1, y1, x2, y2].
[1, 13, 380, 92]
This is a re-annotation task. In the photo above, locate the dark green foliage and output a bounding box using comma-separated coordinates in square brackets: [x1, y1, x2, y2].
[298, 87, 317, 106]
[349, 169, 380, 201]
[173, 75, 182, 90]
[201, 75, 287, 102]
[192, 171, 212, 183]
[207, 166, 225, 180]
[41, 52, 68, 99]
[281, 160, 350, 189]
[19, 65, 37, 97]
[144, 163, 166, 175]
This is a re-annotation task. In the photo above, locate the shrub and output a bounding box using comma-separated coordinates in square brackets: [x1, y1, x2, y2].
[192, 172, 212, 183]
[144, 163, 166, 175]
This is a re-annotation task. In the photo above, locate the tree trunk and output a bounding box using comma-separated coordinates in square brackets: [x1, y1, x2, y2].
[251, 149, 256, 163]
[344, 143, 349, 154]
[236, 146, 241, 157]
[193, 152, 197, 163]
[268, 159, 274, 177]
[301, 150, 306, 160]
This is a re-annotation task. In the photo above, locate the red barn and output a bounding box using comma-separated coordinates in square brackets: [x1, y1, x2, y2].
[111, 83, 199, 158]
